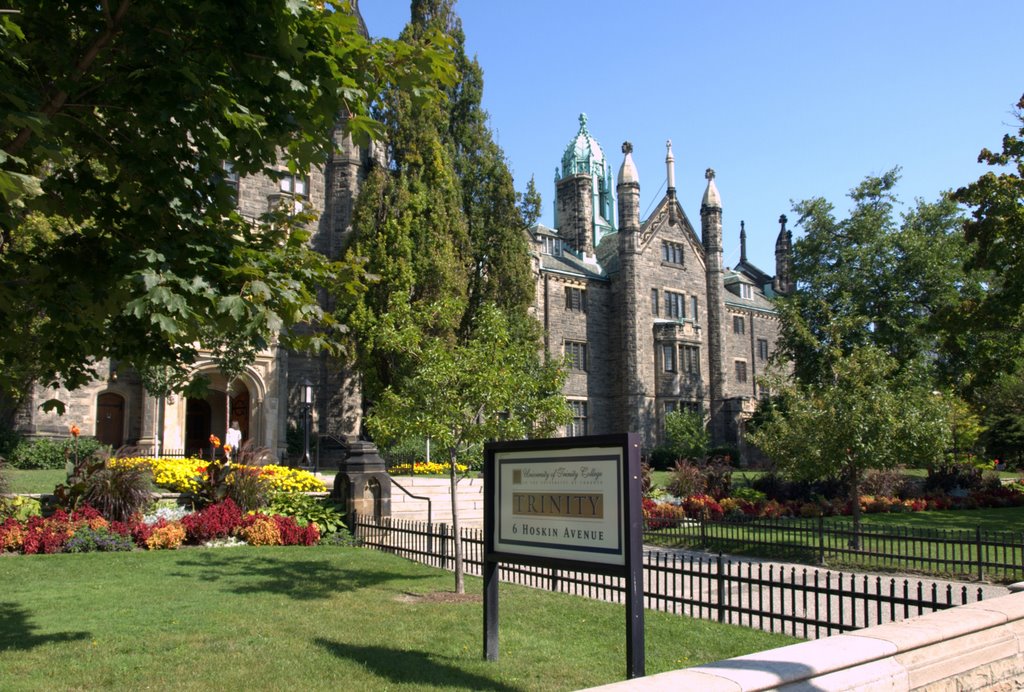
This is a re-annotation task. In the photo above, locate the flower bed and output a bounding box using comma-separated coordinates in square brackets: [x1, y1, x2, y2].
[643, 486, 1024, 525]
[110, 457, 326, 493]
[388, 461, 468, 476]
[0, 499, 324, 554]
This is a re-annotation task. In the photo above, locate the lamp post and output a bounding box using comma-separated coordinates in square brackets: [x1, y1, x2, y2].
[300, 378, 313, 469]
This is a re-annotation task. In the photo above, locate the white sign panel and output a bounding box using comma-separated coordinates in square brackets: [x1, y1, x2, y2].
[493, 446, 624, 565]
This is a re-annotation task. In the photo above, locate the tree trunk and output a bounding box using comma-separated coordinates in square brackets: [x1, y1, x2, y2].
[848, 464, 862, 550]
[449, 446, 465, 594]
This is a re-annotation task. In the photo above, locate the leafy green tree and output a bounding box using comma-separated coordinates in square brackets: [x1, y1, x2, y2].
[749, 347, 952, 544]
[978, 367, 1024, 467]
[366, 303, 570, 593]
[779, 170, 981, 388]
[952, 94, 1024, 386]
[661, 409, 710, 462]
[0, 2, 452, 409]
[342, 0, 537, 407]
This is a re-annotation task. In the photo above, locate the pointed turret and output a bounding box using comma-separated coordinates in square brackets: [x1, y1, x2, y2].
[773, 214, 794, 294]
[700, 168, 727, 446]
[666, 139, 677, 226]
[617, 141, 640, 238]
[616, 141, 646, 437]
[554, 113, 615, 257]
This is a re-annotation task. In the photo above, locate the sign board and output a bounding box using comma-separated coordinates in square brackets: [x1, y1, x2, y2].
[492, 446, 625, 566]
[483, 433, 644, 679]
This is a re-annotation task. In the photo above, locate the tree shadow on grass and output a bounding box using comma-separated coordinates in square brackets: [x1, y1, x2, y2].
[169, 553, 433, 600]
[0, 602, 90, 652]
[314, 639, 521, 692]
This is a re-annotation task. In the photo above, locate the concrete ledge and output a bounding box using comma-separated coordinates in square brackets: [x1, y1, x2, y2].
[583, 592, 1024, 691]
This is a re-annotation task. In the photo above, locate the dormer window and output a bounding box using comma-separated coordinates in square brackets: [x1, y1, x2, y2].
[542, 236, 562, 256]
[739, 283, 753, 300]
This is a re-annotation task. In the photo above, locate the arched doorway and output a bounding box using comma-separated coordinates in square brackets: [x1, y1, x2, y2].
[228, 386, 250, 447]
[96, 393, 125, 447]
[184, 399, 212, 457]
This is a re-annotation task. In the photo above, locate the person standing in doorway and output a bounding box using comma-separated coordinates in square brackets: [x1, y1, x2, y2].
[225, 420, 242, 461]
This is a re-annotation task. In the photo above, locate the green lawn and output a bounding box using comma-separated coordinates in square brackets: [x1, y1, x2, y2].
[2, 468, 65, 494]
[0, 546, 796, 690]
[645, 505, 1024, 581]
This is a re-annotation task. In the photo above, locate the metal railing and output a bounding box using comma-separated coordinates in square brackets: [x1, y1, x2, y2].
[643, 515, 1024, 582]
[352, 514, 986, 639]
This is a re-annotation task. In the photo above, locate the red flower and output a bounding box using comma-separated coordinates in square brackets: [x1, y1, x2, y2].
[70, 424, 81, 438]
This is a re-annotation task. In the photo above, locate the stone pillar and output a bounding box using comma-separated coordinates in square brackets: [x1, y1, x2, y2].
[616, 142, 645, 438]
[332, 441, 391, 527]
[701, 169, 728, 446]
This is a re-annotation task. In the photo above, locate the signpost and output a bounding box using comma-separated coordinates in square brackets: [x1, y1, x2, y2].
[483, 433, 644, 679]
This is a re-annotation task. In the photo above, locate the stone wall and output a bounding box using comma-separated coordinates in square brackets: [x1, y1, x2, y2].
[585, 592, 1024, 691]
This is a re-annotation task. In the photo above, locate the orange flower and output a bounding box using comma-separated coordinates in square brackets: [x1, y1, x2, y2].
[223, 444, 232, 454]
[70, 424, 81, 437]
[209, 434, 221, 446]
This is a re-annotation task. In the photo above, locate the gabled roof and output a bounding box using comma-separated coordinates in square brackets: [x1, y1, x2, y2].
[734, 258, 772, 287]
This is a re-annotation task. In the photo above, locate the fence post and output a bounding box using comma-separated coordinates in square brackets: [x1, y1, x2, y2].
[701, 517, 708, 550]
[818, 515, 826, 565]
[440, 523, 449, 570]
[716, 553, 725, 623]
[976, 526, 984, 582]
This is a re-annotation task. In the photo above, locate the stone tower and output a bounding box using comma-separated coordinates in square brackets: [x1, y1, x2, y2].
[700, 168, 728, 444]
[616, 142, 644, 433]
[773, 214, 795, 295]
[555, 113, 615, 257]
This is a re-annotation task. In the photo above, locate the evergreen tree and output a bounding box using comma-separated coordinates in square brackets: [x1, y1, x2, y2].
[343, 0, 539, 402]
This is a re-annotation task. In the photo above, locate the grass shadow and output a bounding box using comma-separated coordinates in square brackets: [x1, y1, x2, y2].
[0, 602, 90, 652]
[170, 552, 433, 600]
[314, 639, 521, 691]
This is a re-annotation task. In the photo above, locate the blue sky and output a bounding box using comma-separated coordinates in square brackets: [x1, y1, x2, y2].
[360, 1, 1023, 273]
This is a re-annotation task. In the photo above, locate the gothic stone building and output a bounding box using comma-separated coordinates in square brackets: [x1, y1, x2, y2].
[530, 115, 793, 455]
[13, 114, 792, 461]
[12, 123, 373, 463]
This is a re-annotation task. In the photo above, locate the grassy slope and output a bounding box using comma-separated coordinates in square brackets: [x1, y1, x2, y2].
[0, 546, 796, 691]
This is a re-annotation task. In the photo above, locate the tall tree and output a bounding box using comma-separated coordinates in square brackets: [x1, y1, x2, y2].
[952, 93, 1024, 386]
[778, 169, 981, 389]
[366, 303, 570, 593]
[343, 0, 537, 402]
[749, 347, 953, 543]
[0, 1, 451, 409]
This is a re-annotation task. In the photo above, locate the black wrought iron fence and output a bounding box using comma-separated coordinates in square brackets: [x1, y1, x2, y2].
[352, 515, 986, 639]
[643, 515, 1024, 582]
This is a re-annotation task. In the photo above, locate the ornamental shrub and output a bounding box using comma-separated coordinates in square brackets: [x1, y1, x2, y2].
[861, 468, 909, 498]
[80, 463, 154, 522]
[681, 494, 724, 521]
[381, 437, 427, 469]
[237, 515, 281, 546]
[268, 492, 346, 535]
[666, 461, 706, 498]
[144, 521, 186, 550]
[0, 517, 25, 551]
[8, 436, 107, 469]
[64, 526, 135, 553]
[271, 514, 319, 545]
[180, 499, 243, 543]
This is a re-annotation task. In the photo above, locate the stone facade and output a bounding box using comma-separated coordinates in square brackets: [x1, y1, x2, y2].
[531, 118, 792, 456]
[13, 110, 790, 464]
[14, 123, 373, 464]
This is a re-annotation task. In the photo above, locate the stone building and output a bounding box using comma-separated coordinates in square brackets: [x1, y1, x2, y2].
[12, 124, 375, 464]
[530, 114, 792, 455]
[12, 109, 791, 462]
